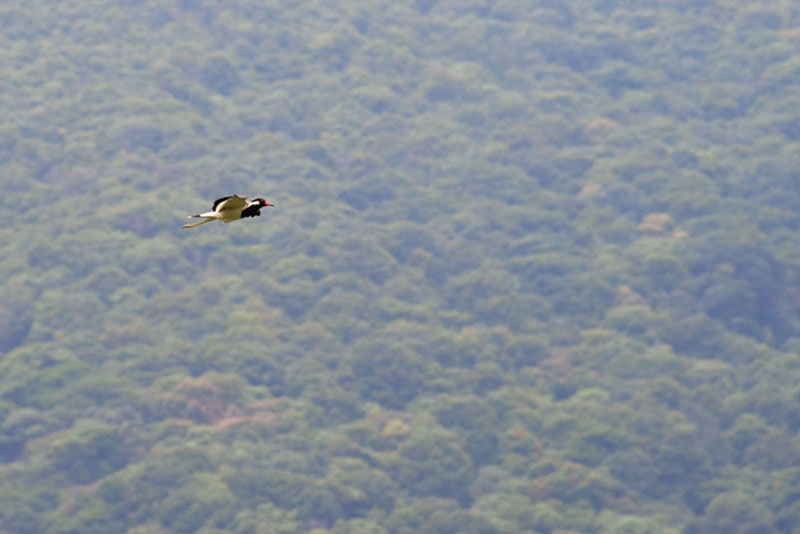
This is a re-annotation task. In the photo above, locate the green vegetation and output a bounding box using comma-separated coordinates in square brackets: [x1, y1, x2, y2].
[2, 1, 800, 533]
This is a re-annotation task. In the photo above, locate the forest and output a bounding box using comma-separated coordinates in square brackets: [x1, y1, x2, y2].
[2, 0, 800, 533]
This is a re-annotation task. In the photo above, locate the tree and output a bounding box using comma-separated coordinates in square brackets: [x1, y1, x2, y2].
[200, 56, 241, 95]
[158, 473, 236, 533]
[392, 427, 474, 505]
[351, 340, 427, 409]
[692, 492, 776, 534]
[429, 394, 501, 466]
[49, 420, 133, 484]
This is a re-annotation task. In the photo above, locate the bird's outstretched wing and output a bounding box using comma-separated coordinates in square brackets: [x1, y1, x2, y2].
[213, 195, 247, 212]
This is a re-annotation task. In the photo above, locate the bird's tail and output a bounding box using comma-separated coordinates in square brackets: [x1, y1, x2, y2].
[182, 217, 213, 229]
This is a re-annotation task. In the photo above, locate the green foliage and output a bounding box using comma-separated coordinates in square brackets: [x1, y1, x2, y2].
[200, 56, 241, 96]
[392, 427, 474, 505]
[1, 0, 800, 533]
[351, 340, 427, 409]
[692, 491, 776, 534]
[428, 394, 500, 466]
[49, 419, 135, 484]
[159, 473, 236, 533]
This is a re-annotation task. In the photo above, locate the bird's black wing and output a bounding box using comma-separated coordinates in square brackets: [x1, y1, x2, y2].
[212, 196, 234, 211]
[213, 195, 247, 212]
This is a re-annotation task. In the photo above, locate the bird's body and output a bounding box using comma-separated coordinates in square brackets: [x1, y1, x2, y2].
[183, 195, 274, 228]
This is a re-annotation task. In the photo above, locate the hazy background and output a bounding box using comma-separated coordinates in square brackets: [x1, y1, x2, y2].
[2, 1, 800, 533]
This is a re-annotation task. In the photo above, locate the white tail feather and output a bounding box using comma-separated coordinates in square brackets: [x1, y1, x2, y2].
[182, 218, 213, 229]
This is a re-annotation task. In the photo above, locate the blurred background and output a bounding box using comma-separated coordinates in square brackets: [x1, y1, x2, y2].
[2, 1, 800, 533]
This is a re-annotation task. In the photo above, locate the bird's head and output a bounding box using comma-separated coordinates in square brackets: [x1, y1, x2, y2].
[255, 198, 274, 207]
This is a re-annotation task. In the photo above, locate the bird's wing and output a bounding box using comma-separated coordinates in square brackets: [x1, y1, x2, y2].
[213, 195, 247, 212]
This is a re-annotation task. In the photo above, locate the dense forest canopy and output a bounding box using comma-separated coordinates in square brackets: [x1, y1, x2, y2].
[2, 1, 800, 533]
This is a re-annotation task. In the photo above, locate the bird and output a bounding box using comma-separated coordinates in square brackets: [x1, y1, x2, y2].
[183, 195, 274, 228]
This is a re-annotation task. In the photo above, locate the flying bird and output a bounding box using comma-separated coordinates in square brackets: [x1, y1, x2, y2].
[183, 195, 274, 228]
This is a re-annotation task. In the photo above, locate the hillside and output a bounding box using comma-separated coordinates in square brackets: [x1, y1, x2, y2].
[2, 1, 800, 533]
